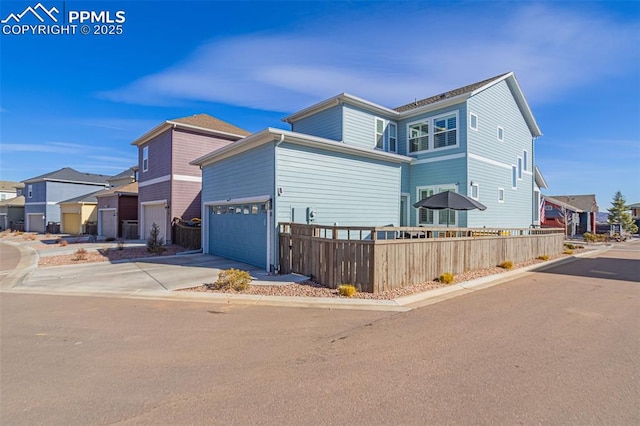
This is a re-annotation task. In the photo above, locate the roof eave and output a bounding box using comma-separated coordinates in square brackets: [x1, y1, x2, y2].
[397, 93, 471, 119]
[282, 93, 399, 124]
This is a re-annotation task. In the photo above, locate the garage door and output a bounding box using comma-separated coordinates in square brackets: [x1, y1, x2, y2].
[62, 213, 81, 234]
[27, 213, 45, 233]
[209, 203, 268, 268]
[142, 204, 167, 242]
[100, 210, 117, 239]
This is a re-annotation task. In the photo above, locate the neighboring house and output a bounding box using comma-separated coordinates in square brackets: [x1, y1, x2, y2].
[628, 202, 640, 231]
[58, 192, 99, 234]
[131, 114, 250, 243]
[0, 195, 25, 230]
[0, 181, 23, 200]
[107, 166, 137, 188]
[22, 168, 109, 233]
[541, 196, 583, 236]
[544, 194, 598, 234]
[193, 72, 545, 270]
[95, 182, 138, 239]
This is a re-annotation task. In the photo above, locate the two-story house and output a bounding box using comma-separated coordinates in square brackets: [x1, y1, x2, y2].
[192, 72, 546, 270]
[131, 114, 251, 243]
[95, 169, 139, 239]
[23, 168, 109, 233]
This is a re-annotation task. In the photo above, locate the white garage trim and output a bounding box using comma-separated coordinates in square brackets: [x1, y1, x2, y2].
[98, 208, 117, 237]
[204, 195, 271, 271]
[140, 200, 168, 242]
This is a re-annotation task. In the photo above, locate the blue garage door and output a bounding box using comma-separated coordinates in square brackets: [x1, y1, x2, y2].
[208, 203, 268, 268]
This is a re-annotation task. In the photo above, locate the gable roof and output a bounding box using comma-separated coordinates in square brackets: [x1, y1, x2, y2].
[109, 167, 137, 182]
[131, 113, 251, 146]
[58, 191, 101, 205]
[394, 73, 510, 112]
[546, 194, 598, 212]
[23, 168, 110, 185]
[0, 181, 24, 191]
[534, 166, 548, 189]
[0, 195, 25, 207]
[282, 72, 541, 137]
[94, 182, 139, 198]
[544, 196, 584, 213]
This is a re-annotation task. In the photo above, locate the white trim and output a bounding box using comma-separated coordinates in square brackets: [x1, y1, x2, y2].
[468, 153, 511, 170]
[204, 195, 271, 207]
[140, 200, 168, 243]
[173, 174, 202, 183]
[413, 152, 466, 165]
[407, 118, 430, 154]
[469, 112, 478, 131]
[138, 175, 171, 187]
[497, 126, 504, 142]
[282, 93, 397, 124]
[523, 170, 533, 176]
[98, 208, 117, 237]
[498, 187, 505, 203]
[266, 203, 272, 272]
[388, 122, 398, 153]
[141, 199, 168, 206]
[24, 201, 58, 206]
[131, 120, 246, 147]
[401, 193, 411, 226]
[27, 184, 33, 199]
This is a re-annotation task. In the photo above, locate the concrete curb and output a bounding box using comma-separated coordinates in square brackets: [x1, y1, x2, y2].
[0, 244, 610, 312]
[1, 241, 39, 289]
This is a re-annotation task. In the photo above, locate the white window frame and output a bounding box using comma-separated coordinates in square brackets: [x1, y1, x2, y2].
[523, 150, 528, 171]
[511, 165, 517, 189]
[470, 182, 479, 200]
[416, 184, 458, 226]
[375, 118, 385, 150]
[27, 184, 33, 199]
[517, 157, 523, 180]
[470, 112, 478, 131]
[497, 126, 504, 142]
[407, 120, 429, 154]
[387, 122, 397, 153]
[407, 111, 459, 154]
[498, 188, 505, 203]
[142, 146, 149, 172]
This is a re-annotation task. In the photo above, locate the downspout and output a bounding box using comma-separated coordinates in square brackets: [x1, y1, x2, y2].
[270, 133, 285, 272]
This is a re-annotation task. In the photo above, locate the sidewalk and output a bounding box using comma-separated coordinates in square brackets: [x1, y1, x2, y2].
[0, 235, 613, 311]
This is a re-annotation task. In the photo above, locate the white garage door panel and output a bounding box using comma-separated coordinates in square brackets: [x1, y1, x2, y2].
[143, 204, 167, 242]
[28, 213, 45, 233]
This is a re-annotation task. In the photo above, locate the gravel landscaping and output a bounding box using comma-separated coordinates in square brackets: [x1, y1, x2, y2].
[38, 246, 186, 267]
[182, 252, 580, 300]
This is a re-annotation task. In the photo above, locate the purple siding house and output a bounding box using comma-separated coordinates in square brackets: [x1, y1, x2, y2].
[131, 114, 250, 243]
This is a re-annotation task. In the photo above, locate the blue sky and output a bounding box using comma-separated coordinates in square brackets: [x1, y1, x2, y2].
[1, 0, 639, 209]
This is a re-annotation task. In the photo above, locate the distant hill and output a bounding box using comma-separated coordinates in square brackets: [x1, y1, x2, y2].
[596, 212, 609, 224]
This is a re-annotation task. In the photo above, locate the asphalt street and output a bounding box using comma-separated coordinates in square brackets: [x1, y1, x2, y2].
[1, 241, 638, 425]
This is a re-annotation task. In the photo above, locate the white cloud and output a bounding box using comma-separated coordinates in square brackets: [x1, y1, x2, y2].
[99, 3, 639, 112]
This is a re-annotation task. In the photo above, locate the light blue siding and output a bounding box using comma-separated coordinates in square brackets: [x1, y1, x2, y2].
[275, 142, 402, 227]
[291, 105, 342, 141]
[343, 105, 376, 149]
[466, 80, 534, 227]
[201, 142, 276, 202]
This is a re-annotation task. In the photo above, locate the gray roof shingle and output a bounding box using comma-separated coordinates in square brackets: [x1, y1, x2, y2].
[23, 167, 110, 185]
[546, 194, 599, 212]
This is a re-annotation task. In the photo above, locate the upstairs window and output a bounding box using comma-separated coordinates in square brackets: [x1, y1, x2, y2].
[409, 121, 429, 153]
[497, 126, 504, 142]
[517, 157, 523, 180]
[498, 188, 505, 203]
[511, 165, 517, 188]
[375, 118, 384, 150]
[388, 123, 397, 153]
[470, 182, 479, 200]
[470, 113, 478, 131]
[433, 114, 457, 149]
[523, 150, 528, 171]
[27, 184, 33, 198]
[142, 146, 149, 172]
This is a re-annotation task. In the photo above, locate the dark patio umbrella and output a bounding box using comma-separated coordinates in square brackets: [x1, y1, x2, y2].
[413, 190, 487, 227]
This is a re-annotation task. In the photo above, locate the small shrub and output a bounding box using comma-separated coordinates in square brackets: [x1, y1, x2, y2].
[208, 268, 252, 291]
[59, 240, 68, 247]
[583, 232, 596, 243]
[24, 234, 36, 241]
[564, 249, 574, 255]
[73, 248, 88, 261]
[338, 284, 357, 297]
[576, 245, 584, 249]
[146, 222, 165, 254]
[565, 243, 575, 250]
[438, 272, 455, 284]
[499, 260, 514, 270]
[537, 254, 549, 261]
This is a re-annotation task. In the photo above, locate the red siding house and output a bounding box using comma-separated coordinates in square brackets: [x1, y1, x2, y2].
[131, 114, 250, 243]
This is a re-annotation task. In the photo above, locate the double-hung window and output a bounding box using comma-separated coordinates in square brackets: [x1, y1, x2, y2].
[408, 112, 458, 153]
[388, 123, 397, 152]
[511, 165, 517, 188]
[409, 121, 429, 153]
[375, 118, 384, 150]
[27, 185, 33, 199]
[142, 146, 149, 172]
[433, 114, 457, 149]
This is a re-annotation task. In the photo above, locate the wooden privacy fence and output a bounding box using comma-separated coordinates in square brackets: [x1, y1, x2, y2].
[173, 221, 201, 249]
[279, 223, 565, 293]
